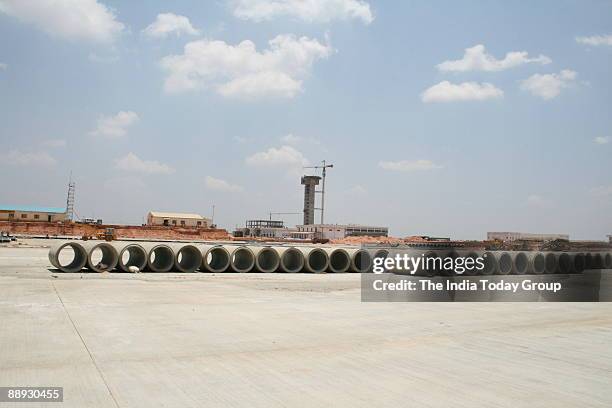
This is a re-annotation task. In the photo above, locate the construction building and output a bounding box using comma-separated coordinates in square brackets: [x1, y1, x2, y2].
[487, 232, 569, 242]
[301, 175, 321, 225]
[0, 205, 67, 222]
[296, 224, 389, 241]
[147, 211, 210, 228]
[234, 220, 293, 239]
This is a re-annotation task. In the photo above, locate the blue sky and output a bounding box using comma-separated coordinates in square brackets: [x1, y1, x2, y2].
[0, 0, 611, 240]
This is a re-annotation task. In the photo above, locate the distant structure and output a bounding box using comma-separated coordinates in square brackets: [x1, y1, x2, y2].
[66, 175, 75, 222]
[234, 220, 291, 239]
[0, 205, 67, 222]
[147, 211, 210, 228]
[301, 175, 321, 225]
[295, 224, 389, 241]
[487, 232, 569, 242]
[608, 234, 612, 244]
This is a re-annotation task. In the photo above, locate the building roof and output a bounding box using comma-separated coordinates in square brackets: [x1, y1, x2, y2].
[148, 211, 207, 220]
[0, 205, 66, 214]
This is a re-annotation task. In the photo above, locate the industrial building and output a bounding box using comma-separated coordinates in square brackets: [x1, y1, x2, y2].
[296, 224, 389, 240]
[147, 211, 211, 228]
[234, 220, 293, 239]
[487, 232, 569, 242]
[0, 205, 67, 222]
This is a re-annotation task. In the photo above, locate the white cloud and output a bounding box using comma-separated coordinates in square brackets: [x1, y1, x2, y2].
[594, 136, 610, 145]
[280, 133, 302, 144]
[205, 176, 244, 192]
[89, 111, 139, 138]
[437, 44, 551, 72]
[520, 70, 577, 100]
[576, 34, 612, 46]
[0, 0, 124, 43]
[1, 150, 56, 166]
[114, 153, 174, 175]
[160, 34, 333, 99]
[0, 63, 7, 70]
[422, 81, 503, 103]
[231, 0, 373, 24]
[379, 159, 443, 172]
[245, 145, 308, 168]
[41, 139, 66, 148]
[143, 13, 200, 38]
[590, 185, 612, 197]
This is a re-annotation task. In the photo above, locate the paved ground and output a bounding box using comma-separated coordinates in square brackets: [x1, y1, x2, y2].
[1, 243, 612, 407]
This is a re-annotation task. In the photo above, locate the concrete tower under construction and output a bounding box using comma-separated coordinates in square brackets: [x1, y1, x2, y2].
[301, 175, 321, 225]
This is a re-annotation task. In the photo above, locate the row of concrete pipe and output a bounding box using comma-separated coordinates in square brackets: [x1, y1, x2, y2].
[48, 241, 612, 275]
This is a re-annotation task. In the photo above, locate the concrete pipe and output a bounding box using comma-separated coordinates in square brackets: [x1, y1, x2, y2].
[463, 251, 481, 276]
[543, 252, 557, 274]
[297, 247, 329, 273]
[141, 243, 175, 272]
[48, 241, 88, 273]
[511, 252, 529, 275]
[604, 253, 612, 270]
[224, 245, 255, 273]
[113, 242, 147, 272]
[82, 241, 119, 273]
[495, 252, 513, 275]
[273, 246, 304, 273]
[585, 253, 594, 270]
[528, 252, 546, 274]
[252, 246, 280, 273]
[346, 248, 373, 273]
[371, 249, 390, 273]
[557, 253, 572, 274]
[170, 243, 202, 273]
[200, 245, 231, 272]
[481, 251, 498, 275]
[324, 247, 351, 273]
[423, 251, 443, 276]
[593, 253, 603, 269]
[572, 253, 586, 274]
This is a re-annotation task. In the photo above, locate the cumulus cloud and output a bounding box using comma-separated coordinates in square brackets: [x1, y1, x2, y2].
[576, 34, 612, 46]
[520, 70, 577, 100]
[114, 153, 174, 175]
[594, 136, 609, 145]
[245, 145, 308, 168]
[1, 150, 56, 166]
[205, 176, 244, 192]
[0, 0, 124, 43]
[231, 0, 373, 24]
[89, 111, 139, 138]
[41, 139, 66, 148]
[422, 81, 503, 103]
[143, 13, 200, 38]
[437, 44, 551, 72]
[160, 34, 333, 99]
[378, 159, 443, 171]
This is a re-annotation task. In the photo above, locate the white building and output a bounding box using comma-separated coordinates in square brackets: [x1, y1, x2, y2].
[487, 232, 569, 242]
[147, 211, 210, 228]
[0, 205, 67, 222]
[296, 224, 389, 240]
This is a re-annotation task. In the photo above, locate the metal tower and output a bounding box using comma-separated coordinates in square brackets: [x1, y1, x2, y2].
[66, 174, 75, 222]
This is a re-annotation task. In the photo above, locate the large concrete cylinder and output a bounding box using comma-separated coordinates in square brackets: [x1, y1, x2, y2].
[593, 253, 604, 269]
[82, 241, 119, 273]
[557, 253, 572, 274]
[495, 252, 513, 275]
[323, 247, 351, 273]
[200, 245, 231, 272]
[422, 250, 443, 276]
[273, 246, 305, 273]
[481, 251, 498, 275]
[604, 253, 612, 270]
[572, 253, 586, 273]
[370, 249, 390, 273]
[527, 252, 546, 274]
[48, 241, 88, 273]
[223, 245, 255, 273]
[169, 243, 202, 273]
[511, 252, 529, 275]
[462, 251, 481, 276]
[251, 246, 280, 273]
[543, 252, 557, 274]
[585, 253, 594, 270]
[141, 242, 175, 272]
[112, 242, 147, 272]
[346, 248, 373, 273]
[297, 247, 329, 273]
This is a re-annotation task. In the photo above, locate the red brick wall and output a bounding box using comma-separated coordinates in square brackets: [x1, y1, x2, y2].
[0, 221, 230, 241]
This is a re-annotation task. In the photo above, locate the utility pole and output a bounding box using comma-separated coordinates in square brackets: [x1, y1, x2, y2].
[211, 204, 215, 227]
[303, 160, 334, 225]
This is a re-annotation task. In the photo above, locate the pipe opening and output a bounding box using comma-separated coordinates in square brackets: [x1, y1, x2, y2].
[424, 251, 442, 276]
[56, 243, 88, 272]
[544, 253, 557, 274]
[176, 245, 201, 273]
[148, 245, 174, 272]
[532, 253, 546, 274]
[87, 243, 118, 273]
[593, 253, 603, 269]
[482, 252, 497, 275]
[585, 253, 593, 269]
[204, 247, 230, 272]
[120, 245, 147, 272]
[352, 250, 372, 273]
[497, 253, 512, 275]
[513, 252, 528, 275]
[573, 254, 586, 273]
[605, 253, 612, 269]
[280, 248, 304, 273]
[231, 247, 254, 272]
[372, 250, 389, 273]
[256, 248, 280, 273]
[558, 253, 572, 274]
[463, 252, 480, 276]
[308, 249, 328, 273]
[329, 250, 350, 273]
